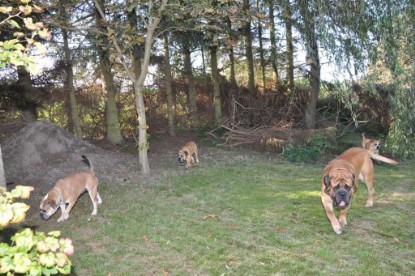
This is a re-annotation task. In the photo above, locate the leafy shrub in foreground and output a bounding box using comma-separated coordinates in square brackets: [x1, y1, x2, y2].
[0, 186, 74, 275]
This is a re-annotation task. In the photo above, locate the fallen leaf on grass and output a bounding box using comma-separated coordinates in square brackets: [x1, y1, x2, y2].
[229, 224, 238, 230]
[203, 214, 219, 220]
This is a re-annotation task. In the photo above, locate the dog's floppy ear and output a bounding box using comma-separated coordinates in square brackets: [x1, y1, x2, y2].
[49, 200, 58, 209]
[183, 150, 189, 157]
[323, 175, 331, 193]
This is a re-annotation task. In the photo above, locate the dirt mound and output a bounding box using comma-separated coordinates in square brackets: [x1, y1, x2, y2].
[2, 120, 139, 194]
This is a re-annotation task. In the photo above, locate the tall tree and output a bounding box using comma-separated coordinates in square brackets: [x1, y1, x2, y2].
[268, 0, 280, 83]
[95, 0, 168, 175]
[226, 17, 237, 86]
[298, 0, 321, 130]
[162, 32, 175, 136]
[181, 34, 199, 129]
[93, 0, 123, 145]
[243, 0, 255, 94]
[210, 44, 222, 127]
[60, 4, 82, 137]
[257, 0, 266, 90]
[132, 0, 167, 174]
[283, 0, 295, 97]
[16, 66, 38, 122]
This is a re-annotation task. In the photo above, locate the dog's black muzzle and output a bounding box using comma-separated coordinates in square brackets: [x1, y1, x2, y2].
[333, 185, 352, 208]
[40, 210, 51, 220]
[178, 155, 185, 163]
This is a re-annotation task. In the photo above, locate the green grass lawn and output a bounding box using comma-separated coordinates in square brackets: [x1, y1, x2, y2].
[24, 153, 415, 275]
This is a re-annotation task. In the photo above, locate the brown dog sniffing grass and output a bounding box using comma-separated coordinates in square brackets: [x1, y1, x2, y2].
[178, 141, 199, 169]
[40, 155, 102, 222]
[321, 147, 398, 234]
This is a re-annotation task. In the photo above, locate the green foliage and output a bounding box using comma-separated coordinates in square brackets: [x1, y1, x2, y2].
[282, 132, 335, 163]
[0, 186, 74, 275]
[0, 229, 73, 275]
[386, 85, 415, 159]
[0, 186, 32, 229]
[282, 144, 320, 163]
[0, 0, 51, 72]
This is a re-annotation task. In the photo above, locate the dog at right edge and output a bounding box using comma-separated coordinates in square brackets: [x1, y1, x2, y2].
[362, 133, 381, 155]
[178, 141, 199, 169]
[321, 147, 398, 234]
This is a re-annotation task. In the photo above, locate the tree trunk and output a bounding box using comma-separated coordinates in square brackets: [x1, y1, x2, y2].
[257, 0, 266, 90]
[284, 0, 295, 97]
[268, 0, 280, 82]
[94, 0, 123, 145]
[226, 17, 237, 86]
[163, 33, 175, 136]
[210, 45, 222, 127]
[299, 2, 321, 130]
[243, 0, 255, 94]
[133, 0, 167, 175]
[17, 66, 37, 122]
[304, 38, 320, 129]
[182, 37, 198, 129]
[62, 23, 82, 137]
[127, 6, 150, 174]
[93, 0, 167, 175]
[0, 145, 6, 186]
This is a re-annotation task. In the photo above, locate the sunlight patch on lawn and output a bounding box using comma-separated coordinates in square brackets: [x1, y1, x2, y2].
[286, 191, 321, 199]
[389, 173, 410, 179]
[270, 191, 321, 199]
[391, 192, 415, 200]
[297, 178, 318, 183]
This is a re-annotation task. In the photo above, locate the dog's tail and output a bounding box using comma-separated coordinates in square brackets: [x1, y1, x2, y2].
[82, 155, 94, 172]
[368, 151, 399, 165]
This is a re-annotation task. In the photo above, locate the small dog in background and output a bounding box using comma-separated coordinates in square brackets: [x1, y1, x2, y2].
[362, 133, 381, 164]
[40, 155, 102, 222]
[178, 141, 199, 169]
[362, 133, 381, 154]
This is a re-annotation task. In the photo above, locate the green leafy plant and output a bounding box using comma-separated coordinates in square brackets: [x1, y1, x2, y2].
[310, 132, 336, 153]
[0, 0, 51, 72]
[0, 186, 33, 229]
[282, 132, 335, 163]
[282, 143, 320, 163]
[0, 186, 74, 275]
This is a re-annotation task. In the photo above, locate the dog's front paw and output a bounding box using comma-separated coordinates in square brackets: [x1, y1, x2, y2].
[57, 213, 69, 222]
[339, 218, 347, 227]
[333, 225, 343, 234]
[365, 201, 374, 207]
